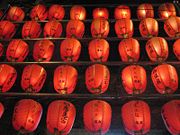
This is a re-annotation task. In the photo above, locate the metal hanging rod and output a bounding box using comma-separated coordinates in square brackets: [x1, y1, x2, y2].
[0, 61, 180, 66]
[0, 37, 178, 42]
[0, 92, 180, 100]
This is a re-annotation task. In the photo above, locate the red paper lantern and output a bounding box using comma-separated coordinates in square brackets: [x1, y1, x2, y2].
[0, 21, 16, 39]
[21, 64, 47, 93]
[151, 64, 178, 94]
[33, 40, 54, 62]
[0, 102, 4, 119]
[158, 3, 176, 19]
[85, 64, 110, 94]
[0, 64, 17, 92]
[118, 38, 140, 62]
[66, 20, 85, 38]
[115, 19, 133, 38]
[22, 21, 42, 38]
[60, 38, 81, 62]
[6, 39, 29, 62]
[12, 99, 42, 134]
[70, 5, 86, 20]
[114, 5, 131, 19]
[173, 39, 180, 60]
[44, 20, 62, 37]
[146, 37, 168, 62]
[54, 65, 78, 94]
[161, 100, 180, 135]
[48, 4, 65, 20]
[164, 16, 180, 37]
[47, 100, 76, 134]
[83, 100, 112, 134]
[122, 100, 151, 135]
[30, 4, 47, 21]
[88, 39, 109, 62]
[93, 8, 109, 19]
[91, 18, 109, 38]
[137, 3, 154, 20]
[7, 6, 25, 21]
[0, 43, 4, 57]
[121, 65, 147, 94]
[139, 18, 158, 38]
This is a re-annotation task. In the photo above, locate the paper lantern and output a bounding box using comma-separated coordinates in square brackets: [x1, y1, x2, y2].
[30, 4, 47, 21]
[93, 8, 109, 19]
[139, 18, 158, 38]
[7, 6, 25, 21]
[121, 65, 147, 94]
[70, 5, 86, 20]
[151, 64, 178, 94]
[22, 21, 42, 38]
[6, 39, 29, 62]
[85, 64, 110, 94]
[115, 19, 133, 38]
[146, 37, 168, 62]
[83, 100, 112, 135]
[161, 100, 180, 135]
[164, 16, 180, 37]
[48, 4, 65, 20]
[21, 64, 47, 93]
[66, 20, 85, 38]
[91, 18, 109, 38]
[88, 39, 109, 62]
[0, 21, 16, 39]
[0, 102, 4, 119]
[33, 40, 54, 62]
[54, 65, 78, 94]
[118, 38, 140, 62]
[44, 20, 62, 37]
[60, 38, 81, 62]
[114, 5, 131, 19]
[137, 3, 154, 20]
[0, 64, 17, 92]
[12, 99, 42, 134]
[173, 39, 180, 60]
[122, 100, 151, 135]
[158, 3, 176, 19]
[47, 100, 76, 134]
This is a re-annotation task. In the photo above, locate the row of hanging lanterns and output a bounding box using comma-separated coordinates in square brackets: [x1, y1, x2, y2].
[0, 99, 179, 135]
[0, 16, 179, 39]
[5, 3, 177, 21]
[0, 38, 179, 62]
[0, 63, 178, 94]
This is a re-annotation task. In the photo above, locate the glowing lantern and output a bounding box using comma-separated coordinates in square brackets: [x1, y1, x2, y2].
[121, 65, 147, 94]
[151, 64, 178, 94]
[118, 38, 140, 62]
[161, 100, 180, 135]
[88, 39, 109, 62]
[47, 100, 76, 135]
[83, 100, 112, 134]
[33, 40, 54, 62]
[122, 100, 151, 135]
[54, 65, 78, 94]
[0, 64, 17, 92]
[146, 37, 169, 62]
[60, 38, 81, 62]
[115, 19, 133, 38]
[85, 64, 110, 94]
[6, 39, 29, 62]
[21, 64, 47, 93]
[12, 99, 42, 134]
